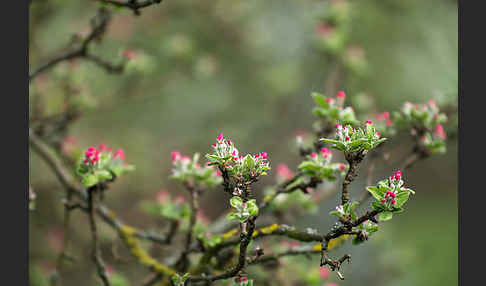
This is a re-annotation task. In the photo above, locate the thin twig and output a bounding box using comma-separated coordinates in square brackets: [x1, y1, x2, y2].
[87, 186, 111, 286]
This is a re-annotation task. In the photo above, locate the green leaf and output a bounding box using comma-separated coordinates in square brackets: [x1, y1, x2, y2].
[96, 170, 113, 181]
[320, 138, 340, 145]
[247, 200, 259, 217]
[311, 92, 328, 108]
[371, 201, 384, 211]
[226, 212, 238, 221]
[378, 211, 393, 221]
[230, 196, 243, 208]
[366, 186, 384, 200]
[82, 174, 99, 187]
[395, 191, 410, 207]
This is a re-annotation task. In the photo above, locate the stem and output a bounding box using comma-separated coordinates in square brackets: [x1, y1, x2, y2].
[342, 150, 367, 205]
[88, 187, 111, 286]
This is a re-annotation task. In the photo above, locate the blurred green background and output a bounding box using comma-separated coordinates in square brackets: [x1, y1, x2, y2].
[29, 0, 457, 285]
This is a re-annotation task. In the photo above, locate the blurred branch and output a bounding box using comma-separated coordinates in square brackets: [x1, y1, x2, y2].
[99, 0, 164, 16]
[87, 186, 111, 286]
[29, 7, 124, 82]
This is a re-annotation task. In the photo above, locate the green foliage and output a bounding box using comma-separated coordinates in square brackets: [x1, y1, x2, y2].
[227, 196, 259, 223]
[297, 149, 345, 180]
[76, 146, 134, 187]
[311, 92, 359, 126]
[329, 201, 359, 220]
[206, 134, 270, 180]
[171, 152, 223, 188]
[171, 273, 190, 286]
[320, 122, 386, 153]
[367, 172, 415, 221]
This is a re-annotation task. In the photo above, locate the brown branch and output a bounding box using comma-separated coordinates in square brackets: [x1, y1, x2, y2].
[87, 186, 111, 286]
[99, 0, 164, 16]
[29, 7, 124, 82]
[175, 185, 199, 272]
[188, 218, 257, 283]
[342, 150, 367, 205]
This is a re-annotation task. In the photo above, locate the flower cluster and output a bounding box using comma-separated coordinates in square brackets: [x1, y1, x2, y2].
[366, 170, 415, 221]
[226, 196, 259, 224]
[314, 0, 351, 56]
[76, 144, 134, 187]
[311, 91, 359, 126]
[314, 0, 368, 77]
[394, 100, 447, 130]
[421, 124, 447, 154]
[206, 133, 271, 180]
[321, 121, 386, 153]
[141, 190, 190, 221]
[298, 147, 346, 180]
[170, 152, 222, 188]
[374, 111, 396, 137]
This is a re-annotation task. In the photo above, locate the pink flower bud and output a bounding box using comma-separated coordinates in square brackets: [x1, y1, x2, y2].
[376, 131, 381, 137]
[335, 123, 341, 129]
[261, 152, 268, 159]
[366, 120, 372, 125]
[227, 139, 232, 145]
[311, 152, 317, 158]
[381, 199, 386, 204]
[392, 199, 396, 205]
[242, 203, 247, 207]
[383, 111, 390, 118]
[171, 151, 180, 161]
[394, 170, 402, 180]
[98, 144, 107, 152]
[339, 164, 346, 171]
[435, 124, 446, 139]
[217, 133, 224, 141]
[113, 149, 125, 160]
[337, 91, 346, 98]
[277, 164, 293, 180]
[85, 151, 93, 158]
[212, 142, 217, 147]
[345, 136, 350, 141]
[326, 98, 334, 104]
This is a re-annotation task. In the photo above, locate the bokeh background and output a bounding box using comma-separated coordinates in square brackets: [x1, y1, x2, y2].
[29, 0, 458, 285]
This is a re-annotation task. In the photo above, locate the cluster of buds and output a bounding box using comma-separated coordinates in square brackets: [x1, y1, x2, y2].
[380, 171, 403, 206]
[311, 92, 359, 126]
[373, 111, 396, 138]
[170, 152, 222, 188]
[77, 144, 134, 187]
[298, 146, 346, 179]
[321, 121, 386, 153]
[394, 100, 447, 131]
[367, 171, 415, 221]
[206, 133, 271, 180]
